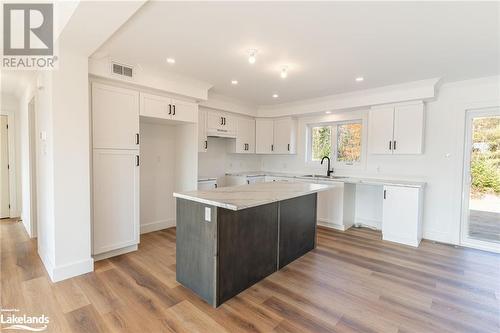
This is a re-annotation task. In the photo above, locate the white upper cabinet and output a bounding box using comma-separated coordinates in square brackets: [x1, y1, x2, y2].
[139, 92, 197, 123]
[206, 110, 236, 138]
[368, 106, 394, 154]
[92, 82, 139, 150]
[198, 108, 208, 153]
[229, 117, 255, 153]
[273, 118, 297, 154]
[255, 119, 274, 154]
[256, 117, 297, 154]
[368, 102, 424, 155]
[393, 104, 424, 154]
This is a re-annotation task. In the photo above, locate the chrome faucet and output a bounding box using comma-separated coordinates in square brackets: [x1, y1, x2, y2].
[321, 156, 334, 177]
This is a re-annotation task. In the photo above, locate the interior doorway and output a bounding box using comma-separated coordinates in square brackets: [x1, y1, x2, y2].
[0, 115, 10, 218]
[461, 108, 500, 252]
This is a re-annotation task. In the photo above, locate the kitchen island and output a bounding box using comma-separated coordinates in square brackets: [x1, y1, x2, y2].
[173, 181, 331, 307]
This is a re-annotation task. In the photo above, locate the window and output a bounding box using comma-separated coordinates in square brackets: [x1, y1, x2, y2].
[308, 120, 363, 166]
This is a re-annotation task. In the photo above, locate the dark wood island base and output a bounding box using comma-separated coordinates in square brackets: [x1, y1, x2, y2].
[175, 193, 317, 307]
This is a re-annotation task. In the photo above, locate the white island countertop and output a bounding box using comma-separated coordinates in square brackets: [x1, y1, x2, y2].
[173, 181, 332, 211]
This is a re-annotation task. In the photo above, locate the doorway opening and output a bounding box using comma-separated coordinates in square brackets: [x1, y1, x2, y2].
[0, 115, 10, 218]
[28, 98, 38, 237]
[461, 108, 500, 252]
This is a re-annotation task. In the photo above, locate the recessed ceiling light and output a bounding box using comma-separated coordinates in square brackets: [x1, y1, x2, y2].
[325, 111, 332, 114]
[272, 94, 279, 98]
[355, 77, 364, 82]
[231, 80, 238, 85]
[248, 49, 258, 64]
[280, 66, 288, 79]
[166, 58, 176, 64]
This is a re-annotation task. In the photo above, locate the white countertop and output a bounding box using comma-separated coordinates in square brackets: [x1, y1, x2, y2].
[173, 181, 332, 211]
[225, 171, 425, 188]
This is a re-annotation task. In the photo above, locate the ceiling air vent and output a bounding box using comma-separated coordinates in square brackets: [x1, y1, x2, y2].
[110, 62, 134, 78]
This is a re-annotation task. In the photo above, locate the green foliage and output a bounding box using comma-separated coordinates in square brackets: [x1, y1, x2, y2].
[337, 123, 362, 162]
[471, 117, 500, 194]
[471, 157, 500, 193]
[311, 126, 331, 160]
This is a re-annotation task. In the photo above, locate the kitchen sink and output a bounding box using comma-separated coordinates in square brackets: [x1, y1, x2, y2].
[301, 174, 346, 180]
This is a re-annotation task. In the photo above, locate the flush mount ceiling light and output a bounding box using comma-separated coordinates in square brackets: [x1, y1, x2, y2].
[355, 76, 364, 82]
[231, 80, 238, 85]
[166, 57, 176, 64]
[248, 49, 258, 64]
[272, 93, 279, 98]
[280, 66, 288, 79]
[325, 111, 332, 114]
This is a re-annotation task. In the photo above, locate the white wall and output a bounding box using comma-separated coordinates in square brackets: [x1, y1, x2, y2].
[261, 76, 500, 244]
[140, 121, 176, 233]
[198, 137, 262, 185]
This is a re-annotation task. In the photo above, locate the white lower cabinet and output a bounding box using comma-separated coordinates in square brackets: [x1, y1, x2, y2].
[93, 149, 140, 256]
[382, 185, 423, 247]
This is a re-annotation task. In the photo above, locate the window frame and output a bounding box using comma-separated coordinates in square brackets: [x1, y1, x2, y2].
[306, 118, 366, 170]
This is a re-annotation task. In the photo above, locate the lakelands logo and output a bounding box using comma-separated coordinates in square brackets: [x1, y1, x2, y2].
[2, 3, 57, 69]
[1, 308, 49, 331]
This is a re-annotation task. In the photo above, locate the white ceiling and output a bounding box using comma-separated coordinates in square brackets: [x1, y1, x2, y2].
[96, 1, 499, 105]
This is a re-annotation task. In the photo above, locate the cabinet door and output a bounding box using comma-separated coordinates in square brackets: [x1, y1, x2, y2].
[382, 186, 420, 247]
[172, 98, 198, 123]
[93, 149, 140, 255]
[207, 111, 224, 132]
[255, 119, 274, 154]
[368, 107, 394, 154]
[92, 83, 139, 149]
[139, 92, 170, 120]
[273, 118, 296, 154]
[235, 117, 255, 153]
[198, 108, 207, 152]
[393, 103, 424, 154]
[222, 114, 236, 135]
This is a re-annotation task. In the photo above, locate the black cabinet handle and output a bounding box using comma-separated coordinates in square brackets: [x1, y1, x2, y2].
[221, 117, 224, 125]
[271, 144, 274, 152]
[136, 133, 140, 145]
[393, 140, 397, 150]
[172, 104, 176, 116]
[247, 180, 250, 184]
[223, 117, 226, 125]
[214, 183, 218, 188]
[205, 140, 208, 149]
[389, 141, 392, 150]
[287, 143, 290, 151]
[168, 104, 172, 115]
[383, 189, 386, 199]
[136, 155, 140, 166]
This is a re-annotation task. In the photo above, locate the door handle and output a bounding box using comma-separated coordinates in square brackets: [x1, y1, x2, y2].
[168, 104, 172, 115]
[172, 105, 176, 116]
[136, 133, 140, 145]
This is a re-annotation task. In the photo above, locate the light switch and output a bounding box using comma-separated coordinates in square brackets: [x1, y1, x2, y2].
[204, 207, 211, 222]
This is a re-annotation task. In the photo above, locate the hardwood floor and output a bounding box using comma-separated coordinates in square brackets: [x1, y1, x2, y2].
[1, 217, 499, 333]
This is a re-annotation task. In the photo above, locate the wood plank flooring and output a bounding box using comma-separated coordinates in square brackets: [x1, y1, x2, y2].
[1, 217, 499, 333]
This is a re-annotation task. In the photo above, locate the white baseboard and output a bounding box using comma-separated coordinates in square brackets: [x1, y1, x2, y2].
[140, 219, 175, 234]
[317, 219, 352, 231]
[93, 244, 138, 261]
[423, 229, 455, 245]
[354, 217, 382, 230]
[51, 258, 94, 282]
[383, 232, 420, 247]
[38, 246, 55, 281]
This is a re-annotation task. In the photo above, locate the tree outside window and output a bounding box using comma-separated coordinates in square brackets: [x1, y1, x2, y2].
[337, 123, 362, 163]
[311, 126, 331, 161]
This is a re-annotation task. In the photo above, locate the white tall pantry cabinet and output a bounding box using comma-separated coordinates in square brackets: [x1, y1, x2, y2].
[91, 82, 140, 258]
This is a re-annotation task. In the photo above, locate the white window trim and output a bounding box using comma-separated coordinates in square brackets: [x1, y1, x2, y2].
[306, 117, 367, 171]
